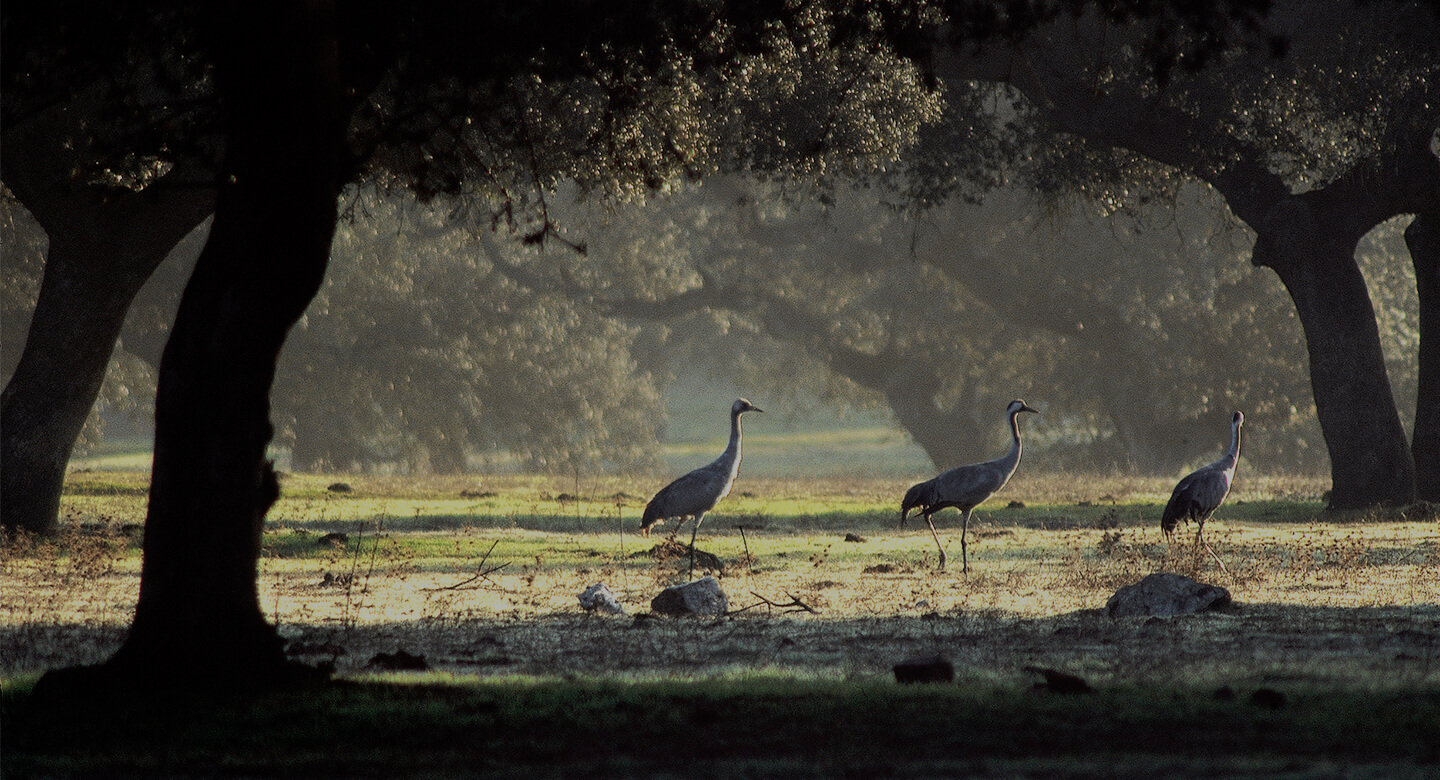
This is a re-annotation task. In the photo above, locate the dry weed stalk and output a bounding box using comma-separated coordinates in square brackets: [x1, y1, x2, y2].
[428, 539, 510, 591]
[732, 591, 818, 614]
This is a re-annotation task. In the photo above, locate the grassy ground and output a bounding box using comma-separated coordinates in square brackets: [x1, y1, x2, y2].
[4, 469, 1439, 777]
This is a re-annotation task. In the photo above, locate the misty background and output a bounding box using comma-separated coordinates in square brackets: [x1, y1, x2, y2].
[2, 178, 1419, 480]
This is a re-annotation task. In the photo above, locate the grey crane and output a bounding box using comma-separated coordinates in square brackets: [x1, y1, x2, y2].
[640, 398, 763, 577]
[1161, 411, 1243, 554]
[901, 399, 1038, 573]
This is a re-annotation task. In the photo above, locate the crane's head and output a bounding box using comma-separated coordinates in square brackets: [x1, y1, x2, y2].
[1008, 399, 1039, 416]
[1232, 411, 1244, 427]
[733, 398, 764, 415]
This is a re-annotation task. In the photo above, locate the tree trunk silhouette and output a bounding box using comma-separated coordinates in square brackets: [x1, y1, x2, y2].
[1407, 213, 1440, 502]
[424, 433, 470, 475]
[1253, 197, 1417, 508]
[877, 362, 986, 471]
[38, 0, 344, 695]
[0, 92, 215, 536]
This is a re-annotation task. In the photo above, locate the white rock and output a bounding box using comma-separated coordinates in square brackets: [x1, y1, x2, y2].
[578, 582, 625, 615]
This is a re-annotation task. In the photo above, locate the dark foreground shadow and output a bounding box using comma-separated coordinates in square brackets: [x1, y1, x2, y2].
[5, 644, 1438, 779]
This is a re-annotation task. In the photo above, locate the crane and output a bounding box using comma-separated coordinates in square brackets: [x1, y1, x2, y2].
[640, 398, 763, 578]
[1161, 411, 1243, 561]
[901, 399, 1038, 573]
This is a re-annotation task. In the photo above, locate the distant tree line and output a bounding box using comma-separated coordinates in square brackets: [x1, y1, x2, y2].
[4, 173, 1417, 477]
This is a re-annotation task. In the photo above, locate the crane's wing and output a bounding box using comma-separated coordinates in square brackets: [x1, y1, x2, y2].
[933, 460, 1010, 509]
[1162, 465, 1230, 530]
[646, 464, 729, 521]
[900, 478, 937, 524]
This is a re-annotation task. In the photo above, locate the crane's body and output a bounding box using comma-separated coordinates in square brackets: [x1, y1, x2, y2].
[901, 399, 1038, 572]
[1162, 411, 1244, 545]
[641, 398, 762, 577]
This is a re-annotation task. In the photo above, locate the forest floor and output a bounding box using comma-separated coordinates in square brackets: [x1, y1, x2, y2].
[3, 471, 1438, 777]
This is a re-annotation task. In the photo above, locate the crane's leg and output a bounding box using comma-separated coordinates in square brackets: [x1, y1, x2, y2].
[924, 513, 947, 571]
[687, 512, 706, 579]
[959, 509, 971, 574]
[1196, 519, 1228, 574]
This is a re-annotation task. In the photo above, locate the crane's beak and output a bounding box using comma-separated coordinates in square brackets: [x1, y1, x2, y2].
[749, 404, 764, 414]
[1021, 404, 1039, 415]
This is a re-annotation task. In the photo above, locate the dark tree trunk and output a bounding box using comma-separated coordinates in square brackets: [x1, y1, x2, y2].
[2, 235, 158, 537]
[1406, 213, 1440, 502]
[425, 434, 469, 475]
[880, 366, 986, 472]
[39, 0, 345, 694]
[1253, 197, 1417, 509]
[1, 95, 216, 536]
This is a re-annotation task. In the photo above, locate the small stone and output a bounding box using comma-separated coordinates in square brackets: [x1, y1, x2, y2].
[367, 648, 427, 670]
[1024, 666, 1093, 694]
[1250, 688, 1286, 710]
[894, 656, 954, 684]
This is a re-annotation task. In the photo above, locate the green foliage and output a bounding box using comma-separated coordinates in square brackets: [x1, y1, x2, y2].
[0, 187, 44, 378]
[272, 187, 663, 474]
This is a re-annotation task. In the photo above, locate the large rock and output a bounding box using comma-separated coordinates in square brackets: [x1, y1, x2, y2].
[1106, 572, 1231, 618]
[650, 576, 728, 617]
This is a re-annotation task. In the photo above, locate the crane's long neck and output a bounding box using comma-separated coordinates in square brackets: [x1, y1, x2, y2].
[723, 408, 744, 467]
[1223, 418, 1241, 469]
[1000, 409, 1024, 473]
[1206, 418, 1242, 479]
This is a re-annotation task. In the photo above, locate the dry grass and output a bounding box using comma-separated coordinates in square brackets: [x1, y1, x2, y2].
[6, 470, 1439, 778]
[4, 470, 1437, 693]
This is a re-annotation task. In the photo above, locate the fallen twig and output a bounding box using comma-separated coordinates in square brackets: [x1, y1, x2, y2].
[1393, 543, 1432, 565]
[736, 590, 818, 614]
[426, 539, 511, 591]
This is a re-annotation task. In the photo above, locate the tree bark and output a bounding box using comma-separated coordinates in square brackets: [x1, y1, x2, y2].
[1, 92, 216, 536]
[874, 360, 985, 471]
[1406, 213, 1440, 501]
[41, 0, 346, 693]
[1252, 196, 1417, 508]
